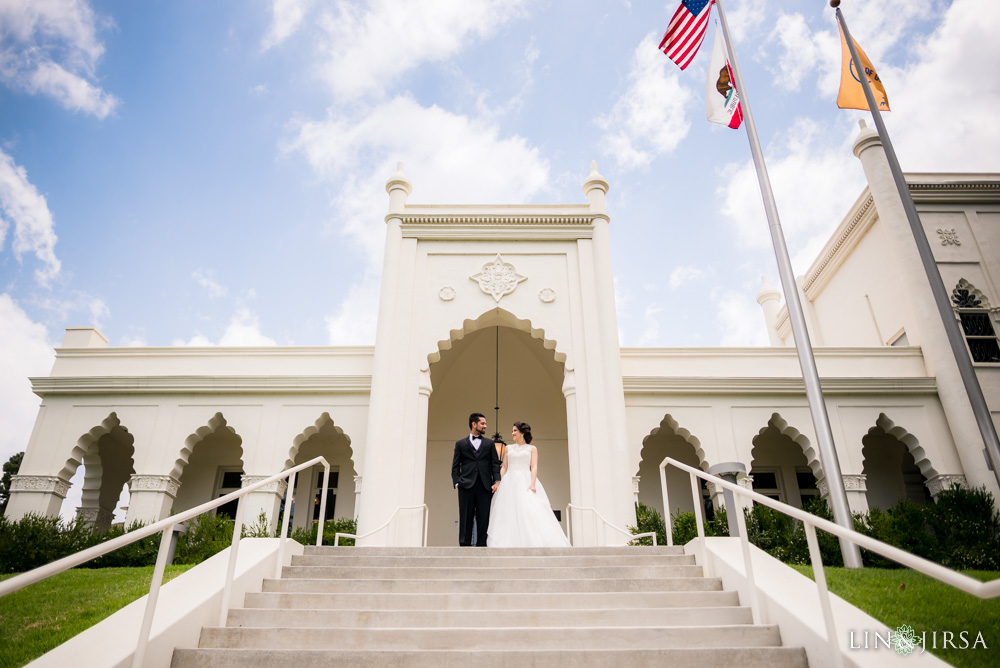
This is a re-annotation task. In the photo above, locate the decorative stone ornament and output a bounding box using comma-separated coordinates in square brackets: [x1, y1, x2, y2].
[539, 288, 556, 303]
[470, 254, 527, 303]
[438, 286, 456, 301]
[10, 474, 71, 498]
[936, 228, 961, 246]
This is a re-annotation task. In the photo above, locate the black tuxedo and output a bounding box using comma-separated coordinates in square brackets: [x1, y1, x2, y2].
[452, 434, 501, 546]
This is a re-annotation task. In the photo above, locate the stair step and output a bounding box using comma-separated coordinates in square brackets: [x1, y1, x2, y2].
[301, 546, 686, 557]
[279, 564, 705, 579]
[262, 576, 724, 594]
[172, 647, 809, 668]
[291, 553, 696, 567]
[197, 624, 785, 651]
[227, 606, 755, 628]
[244, 589, 741, 610]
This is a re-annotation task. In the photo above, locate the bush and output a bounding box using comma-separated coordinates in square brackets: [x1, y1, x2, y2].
[172, 513, 235, 565]
[84, 522, 160, 568]
[743, 502, 808, 564]
[855, 498, 936, 568]
[924, 485, 1000, 570]
[284, 517, 358, 547]
[629, 502, 729, 546]
[0, 513, 93, 574]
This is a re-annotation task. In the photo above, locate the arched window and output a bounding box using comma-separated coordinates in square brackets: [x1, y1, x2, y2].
[952, 282, 1000, 363]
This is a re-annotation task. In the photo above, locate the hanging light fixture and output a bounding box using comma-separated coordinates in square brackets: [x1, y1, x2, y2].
[491, 326, 507, 463]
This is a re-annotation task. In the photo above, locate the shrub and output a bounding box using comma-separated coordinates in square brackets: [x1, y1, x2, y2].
[283, 517, 358, 547]
[629, 502, 667, 546]
[172, 513, 235, 565]
[743, 502, 808, 564]
[84, 521, 160, 568]
[629, 502, 729, 546]
[0, 513, 93, 574]
[924, 485, 1000, 570]
[855, 498, 936, 568]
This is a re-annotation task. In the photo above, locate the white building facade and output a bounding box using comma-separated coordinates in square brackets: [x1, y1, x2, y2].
[7, 125, 1000, 546]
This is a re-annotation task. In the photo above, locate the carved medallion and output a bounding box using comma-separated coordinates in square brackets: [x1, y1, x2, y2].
[439, 286, 456, 301]
[936, 228, 961, 246]
[539, 288, 556, 303]
[470, 254, 527, 302]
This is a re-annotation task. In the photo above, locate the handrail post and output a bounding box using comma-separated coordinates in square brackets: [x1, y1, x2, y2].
[690, 472, 708, 576]
[132, 524, 175, 668]
[219, 494, 247, 626]
[659, 462, 673, 546]
[735, 499, 762, 624]
[805, 522, 845, 668]
[423, 505, 429, 547]
[276, 470, 296, 578]
[316, 463, 330, 547]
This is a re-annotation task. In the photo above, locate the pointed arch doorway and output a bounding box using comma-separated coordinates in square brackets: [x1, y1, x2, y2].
[423, 323, 570, 546]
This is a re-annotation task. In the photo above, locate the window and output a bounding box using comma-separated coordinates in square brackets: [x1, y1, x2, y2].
[796, 468, 820, 508]
[953, 285, 1000, 363]
[312, 468, 338, 524]
[214, 468, 244, 519]
[750, 467, 783, 502]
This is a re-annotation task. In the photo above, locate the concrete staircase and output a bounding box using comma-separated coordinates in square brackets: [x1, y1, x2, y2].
[171, 546, 808, 667]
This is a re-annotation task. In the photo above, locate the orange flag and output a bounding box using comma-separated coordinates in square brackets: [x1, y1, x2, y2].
[837, 23, 889, 111]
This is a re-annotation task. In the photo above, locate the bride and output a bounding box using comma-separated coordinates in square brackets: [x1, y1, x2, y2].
[487, 421, 571, 547]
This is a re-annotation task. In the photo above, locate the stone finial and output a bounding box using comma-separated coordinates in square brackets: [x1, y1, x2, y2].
[385, 161, 412, 215]
[756, 275, 781, 305]
[582, 160, 610, 213]
[852, 118, 880, 158]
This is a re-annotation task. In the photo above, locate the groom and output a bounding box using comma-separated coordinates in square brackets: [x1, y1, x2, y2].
[452, 412, 501, 546]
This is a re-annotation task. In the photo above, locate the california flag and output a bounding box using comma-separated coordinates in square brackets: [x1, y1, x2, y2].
[705, 27, 742, 129]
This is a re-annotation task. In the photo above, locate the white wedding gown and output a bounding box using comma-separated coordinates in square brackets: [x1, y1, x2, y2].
[487, 443, 571, 547]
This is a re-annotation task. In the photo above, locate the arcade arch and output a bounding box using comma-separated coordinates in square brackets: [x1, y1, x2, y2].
[59, 412, 135, 530]
[424, 320, 569, 546]
[173, 413, 244, 518]
[862, 413, 933, 510]
[635, 415, 707, 521]
[750, 413, 821, 509]
[284, 413, 359, 529]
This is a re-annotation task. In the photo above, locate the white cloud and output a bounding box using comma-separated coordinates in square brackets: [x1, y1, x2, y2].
[0, 294, 54, 466]
[716, 289, 769, 347]
[718, 117, 865, 265]
[289, 95, 550, 265]
[192, 269, 228, 299]
[313, 0, 527, 99]
[173, 307, 277, 347]
[668, 265, 711, 291]
[0, 0, 119, 117]
[261, 0, 316, 51]
[0, 148, 61, 285]
[325, 279, 380, 345]
[597, 32, 694, 170]
[887, 0, 1000, 172]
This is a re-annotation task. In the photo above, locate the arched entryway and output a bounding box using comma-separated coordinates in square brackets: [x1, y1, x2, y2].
[635, 415, 707, 521]
[284, 413, 359, 529]
[862, 414, 933, 510]
[424, 321, 569, 546]
[750, 413, 822, 509]
[173, 413, 244, 518]
[59, 412, 135, 530]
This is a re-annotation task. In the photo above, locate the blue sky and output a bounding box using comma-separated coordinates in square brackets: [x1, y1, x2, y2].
[2, 0, 999, 476]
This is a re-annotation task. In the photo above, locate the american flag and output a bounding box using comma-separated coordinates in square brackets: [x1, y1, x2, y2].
[659, 0, 715, 70]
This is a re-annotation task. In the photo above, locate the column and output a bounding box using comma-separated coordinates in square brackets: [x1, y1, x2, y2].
[5, 475, 70, 519]
[125, 475, 180, 526]
[240, 475, 289, 534]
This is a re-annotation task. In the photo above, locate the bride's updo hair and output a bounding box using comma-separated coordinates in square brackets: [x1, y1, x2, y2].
[513, 421, 533, 444]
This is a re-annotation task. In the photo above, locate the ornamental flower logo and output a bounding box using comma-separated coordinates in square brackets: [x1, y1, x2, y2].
[892, 624, 920, 656]
[470, 254, 527, 303]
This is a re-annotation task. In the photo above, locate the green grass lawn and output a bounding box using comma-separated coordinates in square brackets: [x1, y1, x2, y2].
[0, 565, 195, 668]
[792, 565, 1000, 667]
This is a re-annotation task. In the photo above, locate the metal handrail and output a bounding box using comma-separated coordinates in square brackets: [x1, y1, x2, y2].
[333, 504, 429, 546]
[660, 456, 1000, 667]
[565, 503, 656, 546]
[0, 456, 331, 667]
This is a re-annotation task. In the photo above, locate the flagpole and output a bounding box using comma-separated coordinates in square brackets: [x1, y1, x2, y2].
[714, 0, 863, 567]
[833, 0, 1000, 489]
